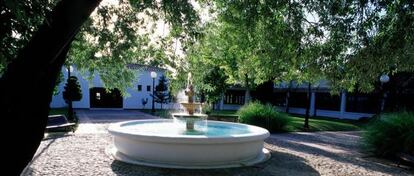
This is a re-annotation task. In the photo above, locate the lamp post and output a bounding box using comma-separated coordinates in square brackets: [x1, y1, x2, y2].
[150, 71, 157, 113]
[379, 74, 390, 115]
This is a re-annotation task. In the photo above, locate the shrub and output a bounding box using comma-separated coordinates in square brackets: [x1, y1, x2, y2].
[237, 102, 290, 132]
[201, 103, 213, 114]
[363, 111, 414, 158]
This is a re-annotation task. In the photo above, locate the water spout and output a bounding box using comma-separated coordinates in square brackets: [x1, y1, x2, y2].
[172, 72, 207, 131]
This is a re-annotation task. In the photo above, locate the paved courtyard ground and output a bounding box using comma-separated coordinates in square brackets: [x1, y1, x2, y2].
[22, 110, 413, 176]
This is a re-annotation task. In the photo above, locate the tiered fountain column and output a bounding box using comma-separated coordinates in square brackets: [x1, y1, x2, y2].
[174, 73, 206, 131]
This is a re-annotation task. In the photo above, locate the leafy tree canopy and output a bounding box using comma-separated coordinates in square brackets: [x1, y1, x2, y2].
[1, 0, 203, 94]
[2, 0, 414, 95]
[63, 76, 82, 102]
[179, 0, 414, 94]
[153, 75, 170, 108]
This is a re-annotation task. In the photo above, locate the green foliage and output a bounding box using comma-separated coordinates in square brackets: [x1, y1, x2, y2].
[192, 67, 228, 103]
[3, 0, 414, 96]
[53, 72, 64, 96]
[201, 103, 212, 114]
[363, 111, 414, 157]
[66, 0, 202, 94]
[238, 102, 291, 132]
[153, 75, 170, 109]
[63, 76, 82, 102]
[0, 0, 57, 73]
[155, 75, 169, 92]
[1, 0, 202, 93]
[180, 0, 323, 99]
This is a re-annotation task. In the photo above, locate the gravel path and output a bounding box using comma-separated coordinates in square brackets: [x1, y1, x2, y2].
[22, 123, 412, 176]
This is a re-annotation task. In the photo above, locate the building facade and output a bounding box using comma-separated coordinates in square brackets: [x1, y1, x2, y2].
[52, 64, 412, 120]
[50, 64, 174, 109]
[217, 81, 377, 120]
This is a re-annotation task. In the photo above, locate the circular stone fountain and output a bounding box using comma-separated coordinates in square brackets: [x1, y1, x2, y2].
[108, 73, 270, 169]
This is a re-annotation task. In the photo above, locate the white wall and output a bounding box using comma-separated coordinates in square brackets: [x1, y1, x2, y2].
[50, 67, 94, 109]
[123, 70, 165, 109]
[50, 66, 172, 109]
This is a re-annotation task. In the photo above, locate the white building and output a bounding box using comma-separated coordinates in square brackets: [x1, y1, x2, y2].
[50, 64, 173, 109]
[51, 64, 375, 120]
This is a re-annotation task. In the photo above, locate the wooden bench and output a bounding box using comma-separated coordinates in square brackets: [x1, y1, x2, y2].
[397, 152, 414, 166]
[46, 115, 76, 132]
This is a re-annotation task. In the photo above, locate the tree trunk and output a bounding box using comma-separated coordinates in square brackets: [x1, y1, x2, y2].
[285, 80, 293, 113]
[313, 98, 317, 117]
[304, 83, 311, 129]
[0, 0, 101, 174]
[244, 74, 251, 104]
[68, 100, 74, 121]
[67, 66, 74, 121]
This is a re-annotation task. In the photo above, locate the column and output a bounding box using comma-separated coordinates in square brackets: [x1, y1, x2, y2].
[310, 92, 316, 116]
[219, 94, 224, 110]
[340, 91, 347, 118]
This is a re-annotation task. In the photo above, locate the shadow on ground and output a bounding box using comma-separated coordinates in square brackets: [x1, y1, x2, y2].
[110, 150, 320, 176]
[268, 132, 413, 175]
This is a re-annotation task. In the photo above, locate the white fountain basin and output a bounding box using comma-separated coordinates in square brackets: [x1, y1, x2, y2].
[108, 119, 271, 169]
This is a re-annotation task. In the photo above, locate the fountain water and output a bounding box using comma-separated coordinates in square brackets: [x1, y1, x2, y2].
[172, 73, 208, 134]
[108, 73, 270, 168]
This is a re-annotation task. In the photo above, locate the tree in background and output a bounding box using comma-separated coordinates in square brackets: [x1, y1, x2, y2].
[153, 75, 170, 109]
[63, 76, 82, 122]
[187, 52, 228, 105]
[53, 72, 64, 96]
[197, 67, 228, 105]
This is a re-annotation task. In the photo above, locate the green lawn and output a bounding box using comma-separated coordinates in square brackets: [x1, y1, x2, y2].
[208, 110, 239, 117]
[139, 109, 171, 118]
[140, 109, 238, 119]
[208, 110, 365, 132]
[285, 116, 363, 132]
[130, 109, 368, 132]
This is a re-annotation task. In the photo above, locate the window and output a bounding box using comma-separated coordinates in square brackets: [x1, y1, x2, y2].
[147, 85, 151, 92]
[289, 92, 308, 108]
[315, 92, 341, 111]
[346, 92, 380, 113]
[273, 92, 287, 106]
[96, 92, 101, 100]
[224, 90, 245, 105]
[138, 85, 142, 91]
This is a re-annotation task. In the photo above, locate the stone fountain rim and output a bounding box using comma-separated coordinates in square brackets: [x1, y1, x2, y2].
[108, 119, 270, 144]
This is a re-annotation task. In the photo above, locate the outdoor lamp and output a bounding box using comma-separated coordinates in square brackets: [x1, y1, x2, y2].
[150, 71, 157, 113]
[379, 74, 390, 115]
[380, 74, 390, 84]
[150, 71, 157, 79]
[69, 65, 74, 73]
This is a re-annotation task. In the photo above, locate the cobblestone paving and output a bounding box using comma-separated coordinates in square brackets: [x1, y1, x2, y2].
[22, 110, 413, 176]
[23, 129, 412, 176]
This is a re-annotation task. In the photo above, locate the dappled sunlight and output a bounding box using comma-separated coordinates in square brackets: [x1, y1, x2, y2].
[76, 123, 109, 134]
[267, 132, 412, 176]
[281, 139, 351, 155]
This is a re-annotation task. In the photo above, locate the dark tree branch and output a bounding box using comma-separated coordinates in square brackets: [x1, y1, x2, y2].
[0, 0, 101, 174]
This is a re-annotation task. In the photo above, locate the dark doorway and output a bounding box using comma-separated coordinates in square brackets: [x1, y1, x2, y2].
[90, 87, 123, 108]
